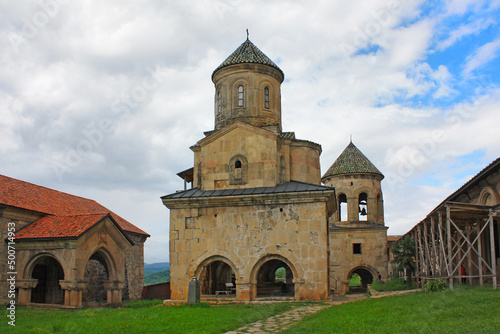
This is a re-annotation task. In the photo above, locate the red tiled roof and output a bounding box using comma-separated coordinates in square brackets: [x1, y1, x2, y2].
[16, 213, 108, 240]
[0, 174, 149, 238]
[387, 235, 402, 242]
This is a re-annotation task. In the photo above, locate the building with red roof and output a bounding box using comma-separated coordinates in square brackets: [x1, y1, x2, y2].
[0, 174, 149, 308]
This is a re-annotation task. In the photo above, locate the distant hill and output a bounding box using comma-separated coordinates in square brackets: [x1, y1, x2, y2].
[144, 269, 170, 286]
[144, 262, 170, 276]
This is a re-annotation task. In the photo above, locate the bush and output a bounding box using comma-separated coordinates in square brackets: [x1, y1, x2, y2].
[424, 278, 448, 292]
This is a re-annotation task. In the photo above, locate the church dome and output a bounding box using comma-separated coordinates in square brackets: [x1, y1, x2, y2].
[212, 38, 284, 81]
[322, 141, 384, 179]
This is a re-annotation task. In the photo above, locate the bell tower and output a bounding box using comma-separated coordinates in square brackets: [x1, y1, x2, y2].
[322, 141, 385, 225]
[211, 37, 284, 133]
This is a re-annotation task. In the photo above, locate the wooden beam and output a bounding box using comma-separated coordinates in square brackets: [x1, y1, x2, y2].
[489, 209, 497, 290]
[446, 206, 453, 289]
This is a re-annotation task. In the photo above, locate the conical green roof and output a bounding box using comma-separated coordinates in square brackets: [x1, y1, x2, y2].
[322, 142, 384, 179]
[212, 38, 284, 78]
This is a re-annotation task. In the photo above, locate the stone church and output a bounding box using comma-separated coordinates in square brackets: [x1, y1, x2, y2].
[162, 38, 388, 301]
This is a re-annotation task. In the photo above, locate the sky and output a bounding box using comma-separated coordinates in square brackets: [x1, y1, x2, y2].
[1, 0, 499, 263]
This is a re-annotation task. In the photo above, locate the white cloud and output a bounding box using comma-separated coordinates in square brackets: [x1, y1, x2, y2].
[436, 18, 495, 51]
[462, 38, 500, 77]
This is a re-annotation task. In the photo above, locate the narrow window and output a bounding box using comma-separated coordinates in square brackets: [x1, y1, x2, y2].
[237, 85, 244, 107]
[234, 160, 242, 179]
[339, 194, 347, 221]
[353, 243, 362, 254]
[358, 193, 368, 221]
[264, 87, 270, 109]
[217, 91, 222, 114]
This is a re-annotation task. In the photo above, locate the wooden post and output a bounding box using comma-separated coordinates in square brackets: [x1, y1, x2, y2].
[446, 206, 453, 289]
[438, 212, 449, 278]
[489, 210, 497, 290]
[413, 230, 420, 287]
[477, 221, 483, 286]
[423, 222, 433, 278]
[430, 218, 439, 276]
[466, 222, 472, 286]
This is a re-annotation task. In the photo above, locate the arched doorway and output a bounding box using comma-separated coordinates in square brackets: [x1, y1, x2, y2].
[82, 252, 110, 305]
[199, 260, 235, 296]
[256, 259, 294, 297]
[348, 267, 374, 293]
[30, 256, 64, 304]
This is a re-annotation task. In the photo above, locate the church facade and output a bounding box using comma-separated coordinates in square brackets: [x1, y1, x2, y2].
[162, 38, 388, 301]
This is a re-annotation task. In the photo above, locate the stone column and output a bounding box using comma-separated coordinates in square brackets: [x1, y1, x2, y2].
[236, 282, 251, 301]
[59, 280, 87, 308]
[347, 196, 358, 222]
[16, 279, 38, 304]
[103, 280, 126, 305]
[367, 196, 377, 221]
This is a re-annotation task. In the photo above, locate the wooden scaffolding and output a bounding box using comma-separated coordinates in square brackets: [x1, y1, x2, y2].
[408, 202, 499, 289]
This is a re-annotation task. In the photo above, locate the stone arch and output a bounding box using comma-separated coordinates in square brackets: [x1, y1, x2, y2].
[80, 246, 125, 305]
[347, 265, 377, 292]
[338, 193, 348, 221]
[194, 255, 239, 296]
[358, 192, 368, 221]
[25, 254, 65, 304]
[83, 247, 119, 282]
[82, 251, 112, 304]
[23, 252, 67, 280]
[229, 154, 248, 185]
[250, 254, 298, 298]
[479, 187, 499, 205]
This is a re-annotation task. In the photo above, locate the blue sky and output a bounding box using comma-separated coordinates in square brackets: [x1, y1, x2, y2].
[1, 0, 499, 263]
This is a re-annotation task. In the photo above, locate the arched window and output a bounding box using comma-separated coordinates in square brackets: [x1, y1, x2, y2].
[339, 194, 347, 221]
[237, 85, 244, 107]
[229, 155, 247, 185]
[217, 91, 222, 114]
[264, 87, 270, 109]
[358, 193, 368, 221]
[234, 160, 242, 179]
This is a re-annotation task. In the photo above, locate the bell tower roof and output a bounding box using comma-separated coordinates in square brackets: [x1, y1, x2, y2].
[212, 38, 284, 79]
[322, 141, 384, 180]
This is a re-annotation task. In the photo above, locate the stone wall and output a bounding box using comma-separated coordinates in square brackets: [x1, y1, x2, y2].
[329, 227, 388, 294]
[0, 208, 43, 304]
[168, 194, 333, 301]
[123, 232, 147, 300]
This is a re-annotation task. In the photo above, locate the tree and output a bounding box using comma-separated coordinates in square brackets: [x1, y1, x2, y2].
[391, 235, 416, 286]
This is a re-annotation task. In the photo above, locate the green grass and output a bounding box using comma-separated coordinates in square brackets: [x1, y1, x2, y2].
[349, 274, 361, 287]
[3, 287, 497, 333]
[1, 300, 297, 334]
[282, 286, 500, 333]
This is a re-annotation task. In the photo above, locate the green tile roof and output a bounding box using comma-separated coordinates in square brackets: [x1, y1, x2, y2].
[213, 38, 284, 77]
[322, 142, 383, 179]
